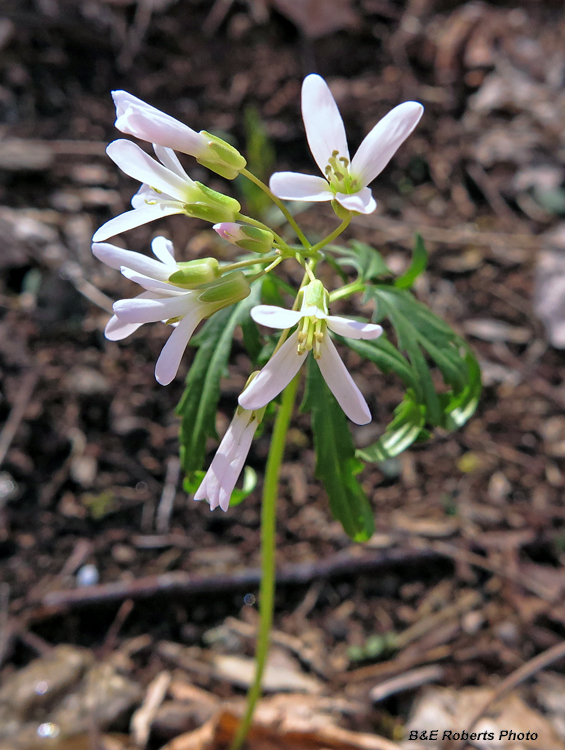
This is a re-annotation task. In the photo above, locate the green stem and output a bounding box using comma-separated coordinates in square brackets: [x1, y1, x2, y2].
[221, 255, 279, 273]
[310, 214, 351, 254]
[230, 372, 300, 750]
[329, 280, 365, 302]
[240, 169, 311, 250]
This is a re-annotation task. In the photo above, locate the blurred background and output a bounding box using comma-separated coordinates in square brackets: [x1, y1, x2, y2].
[2, 0, 565, 748]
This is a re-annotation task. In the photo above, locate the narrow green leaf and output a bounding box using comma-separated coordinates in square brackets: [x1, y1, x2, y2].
[303, 358, 374, 542]
[341, 334, 418, 391]
[395, 232, 427, 288]
[330, 240, 393, 282]
[356, 393, 426, 463]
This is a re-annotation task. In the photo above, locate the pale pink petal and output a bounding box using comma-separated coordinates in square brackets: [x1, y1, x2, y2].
[154, 145, 190, 180]
[92, 204, 182, 242]
[155, 310, 202, 385]
[269, 172, 334, 202]
[317, 336, 371, 425]
[238, 331, 306, 411]
[151, 236, 177, 265]
[113, 294, 195, 324]
[326, 315, 383, 340]
[104, 314, 143, 341]
[335, 188, 376, 214]
[350, 101, 424, 187]
[112, 90, 208, 157]
[92, 241, 172, 280]
[301, 74, 349, 175]
[251, 305, 303, 329]
[119, 267, 184, 294]
[106, 140, 191, 201]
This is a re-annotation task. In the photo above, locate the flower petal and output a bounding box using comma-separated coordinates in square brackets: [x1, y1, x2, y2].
[269, 172, 334, 202]
[106, 140, 191, 201]
[251, 305, 303, 329]
[119, 267, 185, 294]
[301, 74, 349, 175]
[326, 315, 383, 340]
[317, 336, 371, 425]
[238, 331, 306, 411]
[151, 235, 176, 265]
[155, 310, 202, 385]
[92, 241, 173, 280]
[113, 294, 195, 324]
[112, 90, 208, 157]
[218, 420, 257, 511]
[104, 314, 143, 341]
[92, 204, 182, 242]
[154, 145, 190, 180]
[350, 101, 424, 187]
[335, 188, 376, 215]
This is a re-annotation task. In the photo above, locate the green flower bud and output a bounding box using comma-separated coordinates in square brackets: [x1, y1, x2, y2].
[301, 279, 329, 314]
[168, 258, 220, 288]
[184, 183, 241, 224]
[197, 131, 247, 180]
[197, 271, 250, 309]
[236, 226, 274, 254]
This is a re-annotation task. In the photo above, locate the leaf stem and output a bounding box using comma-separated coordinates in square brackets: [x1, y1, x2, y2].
[329, 280, 365, 302]
[240, 169, 311, 250]
[230, 371, 300, 750]
[310, 214, 351, 254]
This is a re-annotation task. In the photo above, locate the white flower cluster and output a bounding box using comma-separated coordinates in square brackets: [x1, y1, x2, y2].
[92, 76, 422, 510]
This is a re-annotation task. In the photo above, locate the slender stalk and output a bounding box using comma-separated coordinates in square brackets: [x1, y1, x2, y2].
[240, 169, 311, 250]
[310, 214, 351, 254]
[221, 255, 279, 274]
[329, 280, 365, 302]
[230, 372, 300, 750]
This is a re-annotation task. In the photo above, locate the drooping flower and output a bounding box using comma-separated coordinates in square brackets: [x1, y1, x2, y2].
[92, 140, 240, 242]
[269, 74, 423, 215]
[194, 403, 263, 512]
[112, 91, 246, 179]
[92, 237, 250, 385]
[238, 280, 383, 424]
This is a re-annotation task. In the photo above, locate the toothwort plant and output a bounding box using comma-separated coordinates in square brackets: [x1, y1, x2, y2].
[93, 74, 480, 749]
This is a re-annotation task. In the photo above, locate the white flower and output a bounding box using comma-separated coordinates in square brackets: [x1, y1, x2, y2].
[112, 91, 246, 179]
[194, 407, 260, 511]
[269, 74, 423, 215]
[92, 237, 249, 385]
[92, 140, 240, 242]
[238, 281, 383, 425]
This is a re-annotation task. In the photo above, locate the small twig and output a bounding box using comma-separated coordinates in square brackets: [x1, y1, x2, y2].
[59, 261, 114, 314]
[203, 0, 235, 35]
[100, 599, 134, 657]
[457, 639, 565, 750]
[156, 456, 181, 534]
[0, 367, 41, 468]
[40, 548, 444, 610]
[369, 664, 444, 702]
[131, 670, 171, 748]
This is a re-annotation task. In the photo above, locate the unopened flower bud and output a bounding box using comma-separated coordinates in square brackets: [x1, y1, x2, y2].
[197, 131, 247, 180]
[185, 183, 241, 224]
[168, 258, 220, 288]
[300, 279, 329, 314]
[197, 271, 250, 310]
[213, 222, 274, 254]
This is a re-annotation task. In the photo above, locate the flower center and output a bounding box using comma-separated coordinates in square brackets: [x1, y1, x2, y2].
[324, 150, 359, 194]
[297, 315, 326, 359]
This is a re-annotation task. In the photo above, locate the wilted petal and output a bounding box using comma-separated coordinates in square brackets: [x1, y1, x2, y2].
[106, 140, 191, 201]
[302, 74, 349, 175]
[317, 336, 371, 425]
[251, 305, 303, 330]
[151, 235, 176, 265]
[104, 314, 143, 341]
[326, 315, 383, 340]
[92, 204, 182, 242]
[238, 331, 306, 411]
[269, 172, 334, 202]
[335, 188, 376, 215]
[155, 310, 202, 385]
[113, 293, 194, 324]
[92, 241, 172, 280]
[218, 420, 257, 511]
[351, 101, 424, 188]
[113, 90, 208, 157]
